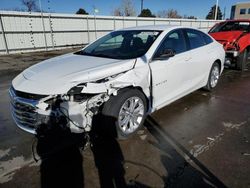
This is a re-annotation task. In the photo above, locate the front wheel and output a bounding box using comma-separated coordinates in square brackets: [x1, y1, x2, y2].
[204, 62, 220, 91]
[101, 89, 147, 139]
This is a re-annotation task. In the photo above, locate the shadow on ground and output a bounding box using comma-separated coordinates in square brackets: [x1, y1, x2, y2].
[35, 114, 128, 188]
[90, 114, 127, 188]
[36, 126, 85, 188]
[34, 113, 227, 188]
[144, 116, 228, 188]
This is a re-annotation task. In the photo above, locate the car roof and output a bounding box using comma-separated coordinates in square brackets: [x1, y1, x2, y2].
[220, 19, 250, 23]
[119, 25, 183, 31]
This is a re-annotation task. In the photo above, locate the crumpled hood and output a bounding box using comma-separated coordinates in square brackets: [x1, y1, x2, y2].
[12, 53, 136, 95]
[209, 31, 244, 43]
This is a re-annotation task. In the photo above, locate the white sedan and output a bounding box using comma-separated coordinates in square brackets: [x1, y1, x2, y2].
[10, 25, 225, 139]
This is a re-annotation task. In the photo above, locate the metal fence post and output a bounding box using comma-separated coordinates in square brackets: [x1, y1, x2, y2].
[94, 15, 97, 39]
[123, 16, 125, 28]
[0, 14, 9, 54]
[40, 15, 48, 51]
[113, 16, 116, 30]
[39, 0, 48, 51]
[86, 16, 90, 44]
[48, 14, 55, 49]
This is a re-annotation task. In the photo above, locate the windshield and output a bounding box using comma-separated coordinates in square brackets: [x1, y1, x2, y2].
[209, 21, 250, 33]
[76, 30, 161, 60]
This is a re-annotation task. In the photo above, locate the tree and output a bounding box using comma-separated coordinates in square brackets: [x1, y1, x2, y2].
[183, 15, 197, 19]
[21, 0, 39, 12]
[157, 10, 167, 18]
[138, 9, 156, 17]
[113, 8, 123, 16]
[157, 9, 182, 18]
[4, 7, 26, 12]
[122, 0, 136, 16]
[76, 8, 89, 15]
[187, 16, 197, 19]
[112, 0, 136, 17]
[206, 5, 223, 20]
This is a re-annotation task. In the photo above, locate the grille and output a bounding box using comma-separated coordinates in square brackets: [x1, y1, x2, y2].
[9, 87, 39, 134]
[10, 86, 48, 100]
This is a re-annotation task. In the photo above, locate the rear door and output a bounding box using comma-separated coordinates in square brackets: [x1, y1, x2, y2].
[183, 29, 212, 89]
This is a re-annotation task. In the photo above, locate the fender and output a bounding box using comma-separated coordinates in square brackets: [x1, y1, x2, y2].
[237, 33, 250, 53]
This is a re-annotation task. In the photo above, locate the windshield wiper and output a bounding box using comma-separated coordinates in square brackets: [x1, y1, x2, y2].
[75, 51, 115, 59]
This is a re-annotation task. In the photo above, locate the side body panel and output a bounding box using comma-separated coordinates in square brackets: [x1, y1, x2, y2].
[149, 43, 224, 112]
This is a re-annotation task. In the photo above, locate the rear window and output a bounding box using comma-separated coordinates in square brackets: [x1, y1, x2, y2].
[209, 21, 250, 33]
[202, 33, 213, 44]
[185, 29, 207, 49]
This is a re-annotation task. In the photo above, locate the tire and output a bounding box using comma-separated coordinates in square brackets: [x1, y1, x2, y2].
[100, 88, 147, 139]
[236, 49, 248, 71]
[204, 62, 220, 91]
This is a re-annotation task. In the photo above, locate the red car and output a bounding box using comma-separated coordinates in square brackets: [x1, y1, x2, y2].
[209, 20, 250, 70]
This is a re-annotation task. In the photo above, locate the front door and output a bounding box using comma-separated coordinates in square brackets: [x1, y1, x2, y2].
[149, 29, 191, 109]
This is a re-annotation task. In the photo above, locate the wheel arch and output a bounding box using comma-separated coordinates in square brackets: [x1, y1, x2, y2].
[116, 86, 150, 113]
[214, 59, 222, 73]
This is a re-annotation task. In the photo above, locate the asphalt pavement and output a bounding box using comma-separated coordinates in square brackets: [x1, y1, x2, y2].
[0, 50, 249, 188]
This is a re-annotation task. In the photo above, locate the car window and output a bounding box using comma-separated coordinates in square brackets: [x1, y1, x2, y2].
[186, 29, 207, 49]
[202, 33, 213, 44]
[191, 29, 213, 45]
[77, 30, 161, 60]
[94, 35, 123, 52]
[154, 29, 187, 58]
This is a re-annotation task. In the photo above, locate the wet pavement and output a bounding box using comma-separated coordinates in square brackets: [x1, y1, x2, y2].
[0, 50, 250, 188]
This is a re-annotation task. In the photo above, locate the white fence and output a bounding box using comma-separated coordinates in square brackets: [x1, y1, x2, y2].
[0, 11, 221, 54]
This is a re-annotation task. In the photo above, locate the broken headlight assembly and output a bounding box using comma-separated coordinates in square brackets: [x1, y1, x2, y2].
[40, 85, 110, 134]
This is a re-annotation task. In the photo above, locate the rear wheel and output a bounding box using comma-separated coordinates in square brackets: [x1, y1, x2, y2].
[101, 89, 147, 139]
[204, 62, 220, 91]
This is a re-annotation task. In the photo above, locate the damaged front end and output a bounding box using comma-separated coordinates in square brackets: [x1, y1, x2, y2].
[9, 85, 110, 134]
[9, 68, 149, 134]
[9, 56, 151, 135]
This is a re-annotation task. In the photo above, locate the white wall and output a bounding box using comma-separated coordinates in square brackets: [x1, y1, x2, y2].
[0, 11, 221, 54]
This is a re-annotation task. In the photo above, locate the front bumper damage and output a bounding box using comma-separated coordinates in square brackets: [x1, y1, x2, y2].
[9, 87, 110, 134]
[224, 50, 239, 67]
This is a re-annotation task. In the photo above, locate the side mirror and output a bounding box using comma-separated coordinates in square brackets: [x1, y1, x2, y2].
[154, 49, 175, 60]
